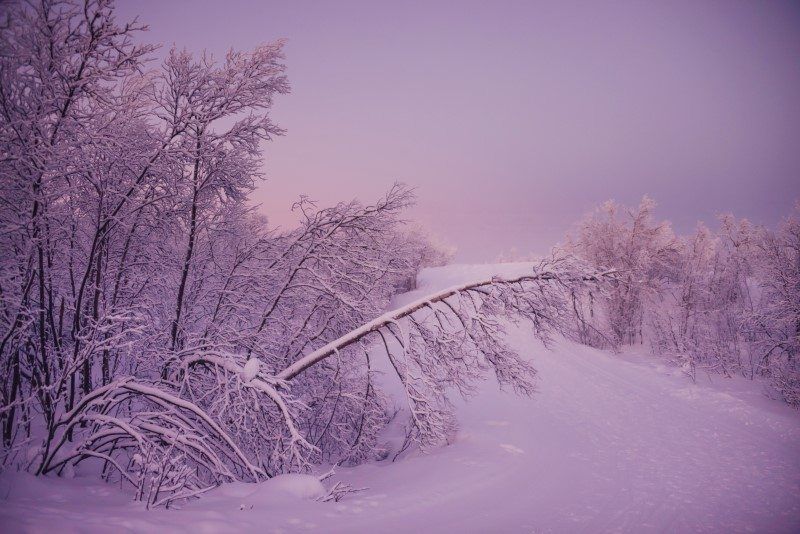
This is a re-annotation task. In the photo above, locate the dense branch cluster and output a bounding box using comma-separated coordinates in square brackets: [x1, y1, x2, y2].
[0, 1, 608, 507]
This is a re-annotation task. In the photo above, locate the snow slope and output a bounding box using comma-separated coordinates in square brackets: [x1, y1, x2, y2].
[2, 263, 799, 533]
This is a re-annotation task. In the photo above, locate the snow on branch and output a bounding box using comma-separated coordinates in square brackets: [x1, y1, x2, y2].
[275, 256, 616, 452]
[280, 259, 614, 380]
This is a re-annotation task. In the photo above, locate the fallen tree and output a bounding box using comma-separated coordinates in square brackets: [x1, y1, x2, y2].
[30, 257, 613, 507]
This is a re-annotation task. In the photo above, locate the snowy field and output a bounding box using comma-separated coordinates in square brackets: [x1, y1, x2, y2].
[2, 264, 799, 533]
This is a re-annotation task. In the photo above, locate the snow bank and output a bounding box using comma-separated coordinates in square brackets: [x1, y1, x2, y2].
[255, 474, 326, 501]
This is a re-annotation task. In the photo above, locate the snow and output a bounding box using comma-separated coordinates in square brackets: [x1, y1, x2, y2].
[210, 475, 326, 510]
[256, 474, 326, 501]
[241, 358, 260, 383]
[2, 263, 799, 533]
[391, 262, 539, 308]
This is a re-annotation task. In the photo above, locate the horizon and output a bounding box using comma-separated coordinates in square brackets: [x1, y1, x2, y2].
[116, 0, 800, 261]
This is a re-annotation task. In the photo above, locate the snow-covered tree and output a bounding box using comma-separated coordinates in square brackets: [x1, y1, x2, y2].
[564, 197, 681, 346]
[749, 205, 800, 403]
[566, 196, 800, 403]
[0, 0, 616, 507]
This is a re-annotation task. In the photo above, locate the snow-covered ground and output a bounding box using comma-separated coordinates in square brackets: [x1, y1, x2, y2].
[2, 264, 799, 533]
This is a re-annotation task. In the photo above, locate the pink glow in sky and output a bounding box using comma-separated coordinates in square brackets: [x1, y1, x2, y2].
[117, 0, 800, 261]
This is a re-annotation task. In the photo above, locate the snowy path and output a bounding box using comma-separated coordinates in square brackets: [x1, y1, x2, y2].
[2, 265, 799, 533]
[290, 335, 800, 533]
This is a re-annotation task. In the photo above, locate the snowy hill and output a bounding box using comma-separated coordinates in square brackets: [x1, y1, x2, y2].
[2, 264, 799, 533]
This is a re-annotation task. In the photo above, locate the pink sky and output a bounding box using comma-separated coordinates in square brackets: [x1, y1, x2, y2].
[117, 0, 800, 261]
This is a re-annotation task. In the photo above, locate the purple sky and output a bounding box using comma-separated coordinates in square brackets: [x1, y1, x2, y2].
[118, 0, 800, 261]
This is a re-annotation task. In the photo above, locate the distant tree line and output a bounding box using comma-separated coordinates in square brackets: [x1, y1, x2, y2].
[562, 197, 800, 404]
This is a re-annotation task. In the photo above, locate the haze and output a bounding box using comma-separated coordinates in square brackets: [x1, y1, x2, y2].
[117, 0, 800, 261]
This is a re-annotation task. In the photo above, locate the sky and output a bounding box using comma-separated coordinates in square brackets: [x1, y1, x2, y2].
[116, 0, 800, 261]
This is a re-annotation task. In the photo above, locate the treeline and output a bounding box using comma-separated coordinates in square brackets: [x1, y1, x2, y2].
[562, 197, 799, 404]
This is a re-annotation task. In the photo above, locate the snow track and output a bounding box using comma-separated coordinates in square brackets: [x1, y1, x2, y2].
[314, 334, 800, 533]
